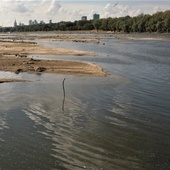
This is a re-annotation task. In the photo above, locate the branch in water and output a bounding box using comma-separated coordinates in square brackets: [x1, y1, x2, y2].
[62, 78, 66, 111]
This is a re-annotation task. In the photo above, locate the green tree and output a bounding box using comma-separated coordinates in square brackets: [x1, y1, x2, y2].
[93, 19, 102, 31]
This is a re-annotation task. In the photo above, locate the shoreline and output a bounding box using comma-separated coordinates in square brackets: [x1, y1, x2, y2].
[0, 56, 107, 77]
[0, 78, 30, 83]
[1, 31, 170, 42]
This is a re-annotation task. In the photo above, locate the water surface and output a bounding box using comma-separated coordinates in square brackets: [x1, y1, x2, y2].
[0, 34, 170, 170]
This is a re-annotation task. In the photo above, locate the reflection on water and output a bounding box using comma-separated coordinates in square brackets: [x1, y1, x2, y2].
[0, 36, 170, 169]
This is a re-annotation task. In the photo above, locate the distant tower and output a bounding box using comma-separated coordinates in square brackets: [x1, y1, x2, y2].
[49, 20, 52, 24]
[93, 13, 100, 20]
[14, 20, 17, 27]
[81, 16, 87, 21]
[34, 20, 38, 25]
[29, 20, 32, 25]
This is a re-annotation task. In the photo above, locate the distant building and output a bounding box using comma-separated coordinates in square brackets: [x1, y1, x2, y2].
[40, 20, 45, 24]
[29, 20, 38, 25]
[14, 20, 17, 27]
[34, 20, 38, 25]
[29, 20, 33, 25]
[49, 20, 52, 24]
[93, 13, 100, 20]
[81, 16, 87, 21]
[19, 22, 24, 26]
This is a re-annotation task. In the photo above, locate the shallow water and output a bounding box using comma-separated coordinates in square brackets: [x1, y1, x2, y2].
[0, 34, 170, 170]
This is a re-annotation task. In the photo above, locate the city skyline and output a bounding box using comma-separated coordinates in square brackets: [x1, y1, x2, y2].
[0, 0, 170, 27]
[13, 13, 100, 27]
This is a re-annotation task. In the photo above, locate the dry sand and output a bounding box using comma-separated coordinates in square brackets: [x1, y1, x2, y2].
[0, 41, 95, 56]
[0, 39, 107, 83]
[0, 56, 107, 77]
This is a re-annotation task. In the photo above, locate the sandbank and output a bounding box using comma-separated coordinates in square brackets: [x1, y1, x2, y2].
[0, 78, 30, 83]
[0, 56, 107, 77]
[0, 35, 107, 79]
[0, 41, 95, 56]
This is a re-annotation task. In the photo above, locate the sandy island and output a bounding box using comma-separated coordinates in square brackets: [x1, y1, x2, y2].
[0, 41, 95, 56]
[0, 38, 107, 83]
[0, 56, 107, 76]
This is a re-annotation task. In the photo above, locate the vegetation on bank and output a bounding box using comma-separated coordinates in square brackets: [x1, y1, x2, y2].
[1, 10, 170, 33]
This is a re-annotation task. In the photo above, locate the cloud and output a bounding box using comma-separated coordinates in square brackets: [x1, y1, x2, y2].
[12, 2, 30, 13]
[103, 3, 143, 18]
[46, 0, 61, 15]
[153, 6, 162, 13]
[0, 0, 30, 13]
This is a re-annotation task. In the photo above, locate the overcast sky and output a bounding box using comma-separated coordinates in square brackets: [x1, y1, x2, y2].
[0, 0, 170, 27]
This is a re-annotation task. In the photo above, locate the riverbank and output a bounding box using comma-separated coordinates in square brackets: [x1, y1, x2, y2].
[116, 33, 170, 41]
[0, 56, 107, 77]
[1, 31, 169, 42]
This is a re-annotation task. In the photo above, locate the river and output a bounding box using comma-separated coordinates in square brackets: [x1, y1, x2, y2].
[0, 34, 170, 170]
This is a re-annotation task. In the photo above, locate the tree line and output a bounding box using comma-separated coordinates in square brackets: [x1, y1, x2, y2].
[1, 10, 170, 33]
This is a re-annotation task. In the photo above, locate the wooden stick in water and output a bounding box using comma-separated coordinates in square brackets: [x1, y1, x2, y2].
[62, 78, 66, 111]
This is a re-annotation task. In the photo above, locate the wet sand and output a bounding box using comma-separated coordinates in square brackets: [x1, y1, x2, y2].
[0, 34, 107, 83]
[0, 56, 107, 77]
[0, 78, 30, 83]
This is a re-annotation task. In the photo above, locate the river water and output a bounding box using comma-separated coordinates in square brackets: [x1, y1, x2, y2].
[0, 34, 170, 170]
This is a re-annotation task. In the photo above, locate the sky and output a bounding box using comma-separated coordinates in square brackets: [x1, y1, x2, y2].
[0, 0, 170, 27]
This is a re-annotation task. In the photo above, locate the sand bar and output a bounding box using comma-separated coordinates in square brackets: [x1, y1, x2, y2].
[0, 41, 95, 56]
[0, 78, 30, 83]
[0, 56, 107, 77]
[0, 35, 107, 79]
